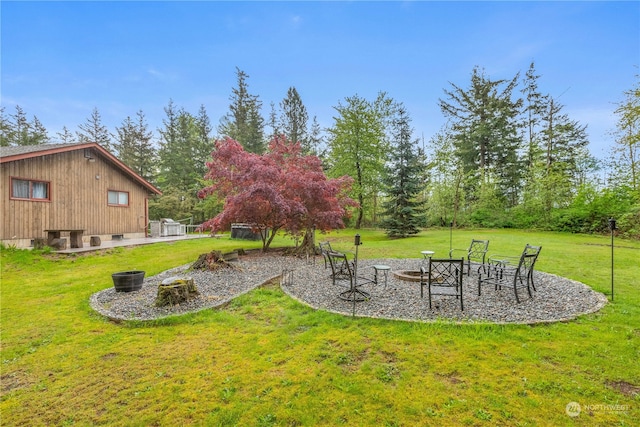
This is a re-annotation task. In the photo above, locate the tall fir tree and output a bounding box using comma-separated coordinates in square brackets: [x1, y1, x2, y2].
[77, 107, 112, 151]
[194, 104, 214, 179]
[1, 106, 49, 146]
[113, 110, 156, 182]
[538, 96, 591, 214]
[158, 108, 200, 193]
[308, 115, 325, 158]
[279, 86, 309, 150]
[0, 107, 10, 146]
[11, 106, 30, 146]
[56, 126, 77, 144]
[439, 66, 523, 207]
[521, 62, 547, 171]
[29, 116, 49, 145]
[379, 105, 425, 237]
[218, 67, 265, 153]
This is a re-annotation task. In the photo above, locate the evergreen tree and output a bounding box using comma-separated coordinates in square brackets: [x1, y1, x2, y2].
[0, 107, 10, 146]
[521, 62, 547, 170]
[113, 110, 156, 182]
[158, 109, 200, 193]
[194, 104, 214, 179]
[279, 86, 309, 150]
[439, 67, 523, 207]
[518, 63, 594, 224]
[29, 116, 49, 145]
[56, 126, 77, 144]
[538, 96, 590, 214]
[11, 105, 30, 146]
[1, 106, 49, 146]
[379, 105, 425, 237]
[308, 115, 325, 158]
[77, 107, 112, 151]
[218, 67, 265, 153]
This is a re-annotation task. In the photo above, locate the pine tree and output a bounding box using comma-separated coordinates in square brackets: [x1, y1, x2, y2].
[268, 101, 279, 140]
[56, 126, 77, 144]
[113, 110, 156, 182]
[2, 106, 49, 146]
[0, 107, 10, 146]
[77, 107, 112, 151]
[308, 115, 325, 158]
[379, 105, 425, 237]
[538, 96, 591, 213]
[218, 67, 265, 153]
[11, 106, 29, 146]
[521, 62, 547, 170]
[29, 116, 49, 145]
[439, 67, 523, 207]
[279, 86, 309, 150]
[194, 104, 214, 179]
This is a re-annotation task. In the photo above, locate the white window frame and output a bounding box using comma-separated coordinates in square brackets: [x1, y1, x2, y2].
[108, 190, 129, 207]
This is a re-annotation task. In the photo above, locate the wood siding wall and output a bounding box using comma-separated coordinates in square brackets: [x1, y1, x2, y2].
[1, 150, 151, 244]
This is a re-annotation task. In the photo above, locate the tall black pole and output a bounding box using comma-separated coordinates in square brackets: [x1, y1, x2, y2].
[353, 234, 361, 316]
[449, 221, 453, 256]
[609, 218, 616, 301]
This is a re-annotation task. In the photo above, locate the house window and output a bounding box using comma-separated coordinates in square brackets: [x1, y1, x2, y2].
[10, 178, 50, 201]
[108, 190, 129, 206]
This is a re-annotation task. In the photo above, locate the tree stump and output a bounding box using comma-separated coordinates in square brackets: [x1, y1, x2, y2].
[155, 277, 199, 307]
[191, 250, 241, 271]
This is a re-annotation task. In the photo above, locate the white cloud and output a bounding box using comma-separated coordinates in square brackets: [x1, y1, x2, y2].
[290, 15, 302, 29]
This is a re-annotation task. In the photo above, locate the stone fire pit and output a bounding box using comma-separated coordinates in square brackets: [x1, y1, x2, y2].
[393, 270, 422, 282]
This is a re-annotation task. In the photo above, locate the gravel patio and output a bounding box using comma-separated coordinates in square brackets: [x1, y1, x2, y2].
[90, 252, 608, 324]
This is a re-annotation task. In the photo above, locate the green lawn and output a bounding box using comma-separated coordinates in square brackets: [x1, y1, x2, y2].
[1, 229, 639, 426]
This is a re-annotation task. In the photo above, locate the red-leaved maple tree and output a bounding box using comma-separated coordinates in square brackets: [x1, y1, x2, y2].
[198, 136, 357, 252]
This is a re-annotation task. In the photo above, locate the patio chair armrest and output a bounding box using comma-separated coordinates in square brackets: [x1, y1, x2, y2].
[448, 248, 468, 258]
[488, 255, 518, 265]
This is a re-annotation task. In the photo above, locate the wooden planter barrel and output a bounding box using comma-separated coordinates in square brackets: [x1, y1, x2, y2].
[112, 270, 145, 292]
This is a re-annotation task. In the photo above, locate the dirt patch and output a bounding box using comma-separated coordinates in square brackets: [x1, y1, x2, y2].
[606, 380, 640, 397]
[0, 371, 33, 394]
[101, 352, 118, 361]
[435, 371, 464, 385]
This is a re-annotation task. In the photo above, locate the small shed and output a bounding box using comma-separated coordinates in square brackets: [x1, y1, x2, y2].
[0, 142, 162, 248]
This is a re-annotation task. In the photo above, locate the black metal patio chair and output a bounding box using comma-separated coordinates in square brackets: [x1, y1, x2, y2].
[326, 251, 375, 302]
[449, 239, 489, 275]
[318, 241, 334, 269]
[420, 258, 465, 310]
[477, 244, 542, 303]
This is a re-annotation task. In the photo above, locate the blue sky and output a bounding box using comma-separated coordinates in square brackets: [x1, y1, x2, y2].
[2, 1, 638, 159]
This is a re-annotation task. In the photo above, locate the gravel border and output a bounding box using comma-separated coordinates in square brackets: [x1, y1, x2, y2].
[90, 254, 608, 324]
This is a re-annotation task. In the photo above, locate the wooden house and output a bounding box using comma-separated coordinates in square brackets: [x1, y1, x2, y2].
[1, 142, 161, 248]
